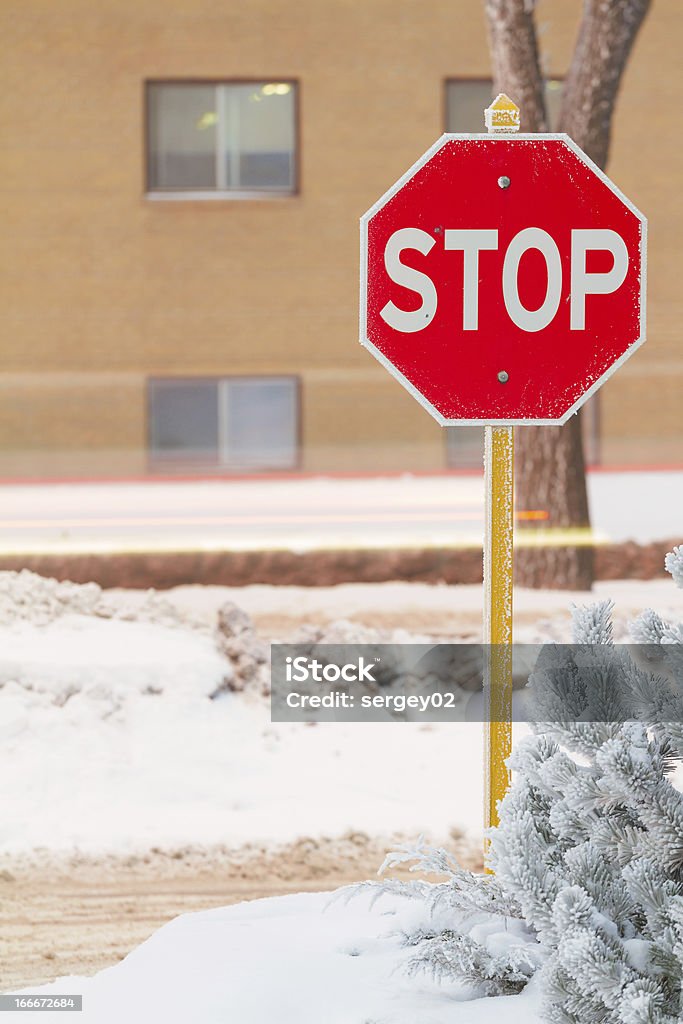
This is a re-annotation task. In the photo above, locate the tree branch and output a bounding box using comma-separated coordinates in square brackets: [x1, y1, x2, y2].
[559, 0, 652, 168]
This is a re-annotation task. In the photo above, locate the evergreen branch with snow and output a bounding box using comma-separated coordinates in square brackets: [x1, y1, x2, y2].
[355, 546, 683, 1022]
[402, 928, 537, 995]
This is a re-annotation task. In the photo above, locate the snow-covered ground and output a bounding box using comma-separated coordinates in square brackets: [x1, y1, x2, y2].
[0, 613, 486, 854]
[1, 568, 681, 1019]
[16, 890, 543, 1023]
[169, 575, 683, 635]
[1, 574, 680, 857]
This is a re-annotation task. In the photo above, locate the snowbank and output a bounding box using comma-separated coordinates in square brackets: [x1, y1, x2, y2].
[20, 890, 543, 1023]
[0, 572, 474, 855]
[1, 570, 680, 856]
[0, 639, 486, 853]
[0, 570, 199, 629]
[0, 574, 486, 853]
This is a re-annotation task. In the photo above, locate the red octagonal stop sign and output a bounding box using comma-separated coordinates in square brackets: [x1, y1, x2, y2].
[360, 135, 646, 424]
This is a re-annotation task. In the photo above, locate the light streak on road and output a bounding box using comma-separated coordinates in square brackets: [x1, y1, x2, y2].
[0, 510, 482, 530]
[0, 471, 676, 556]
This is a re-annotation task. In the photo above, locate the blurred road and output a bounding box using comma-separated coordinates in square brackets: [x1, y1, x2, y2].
[0, 470, 679, 555]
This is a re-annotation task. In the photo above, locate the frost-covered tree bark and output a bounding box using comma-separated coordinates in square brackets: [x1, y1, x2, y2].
[483, 0, 651, 590]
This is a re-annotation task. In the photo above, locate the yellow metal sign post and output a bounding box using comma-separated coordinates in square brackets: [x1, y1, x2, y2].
[483, 424, 514, 838]
[483, 95, 518, 846]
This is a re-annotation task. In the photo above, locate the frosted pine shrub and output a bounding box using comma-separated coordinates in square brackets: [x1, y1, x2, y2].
[353, 546, 683, 1022]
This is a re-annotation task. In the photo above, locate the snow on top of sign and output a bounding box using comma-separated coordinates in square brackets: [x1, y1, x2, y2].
[484, 93, 520, 132]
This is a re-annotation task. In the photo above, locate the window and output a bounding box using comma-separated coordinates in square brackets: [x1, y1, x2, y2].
[445, 77, 563, 132]
[146, 81, 298, 196]
[148, 377, 300, 469]
[445, 427, 484, 470]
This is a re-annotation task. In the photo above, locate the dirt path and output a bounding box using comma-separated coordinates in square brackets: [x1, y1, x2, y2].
[1, 832, 481, 991]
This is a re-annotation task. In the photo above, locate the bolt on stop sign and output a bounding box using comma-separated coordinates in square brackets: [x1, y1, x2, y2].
[360, 135, 646, 424]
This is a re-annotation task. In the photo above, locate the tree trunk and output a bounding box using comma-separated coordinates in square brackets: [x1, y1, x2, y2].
[484, 0, 548, 132]
[483, 0, 651, 590]
[559, 0, 651, 170]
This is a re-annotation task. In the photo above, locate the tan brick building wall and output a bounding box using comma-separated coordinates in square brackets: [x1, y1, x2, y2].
[0, 0, 680, 477]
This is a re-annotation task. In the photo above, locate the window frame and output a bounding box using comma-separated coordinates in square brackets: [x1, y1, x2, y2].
[144, 78, 301, 201]
[146, 374, 303, 473]
[441, 77, 493, 134]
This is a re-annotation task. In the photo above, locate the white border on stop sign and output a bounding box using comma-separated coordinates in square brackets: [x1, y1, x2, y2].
[359, 132, 648, 427]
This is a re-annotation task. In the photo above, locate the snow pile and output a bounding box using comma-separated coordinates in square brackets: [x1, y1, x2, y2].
[216, 608, 447, 698]
[216, 601, 523, 700]
[215, 601, 269, 695]
[0, 617, 232, 720]
[0, 577, 487, 853]
[22, 889, 543, 1023]
[0, 570, 234, 723]
[0, 569, 200, 631]
[0, 571, 680, 857]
